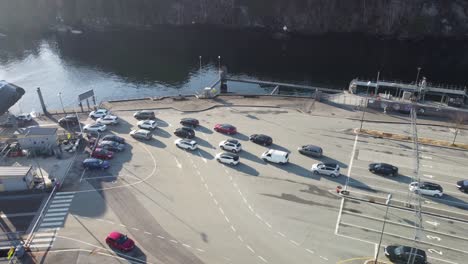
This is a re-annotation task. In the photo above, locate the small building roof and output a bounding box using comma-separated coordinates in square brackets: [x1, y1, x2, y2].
[0, 166, 32, 178]
[24, 127, 57, 136]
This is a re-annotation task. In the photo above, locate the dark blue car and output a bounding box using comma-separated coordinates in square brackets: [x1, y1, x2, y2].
[83, 158, 110, 170]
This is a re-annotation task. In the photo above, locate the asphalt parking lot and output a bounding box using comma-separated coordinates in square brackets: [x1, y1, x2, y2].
[26, 105, 468, 264]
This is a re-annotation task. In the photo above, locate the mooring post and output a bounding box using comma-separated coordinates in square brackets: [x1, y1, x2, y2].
[36, 87, 48, 114]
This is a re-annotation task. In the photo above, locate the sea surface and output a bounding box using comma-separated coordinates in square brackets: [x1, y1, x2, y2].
[0, 26, 467, 113]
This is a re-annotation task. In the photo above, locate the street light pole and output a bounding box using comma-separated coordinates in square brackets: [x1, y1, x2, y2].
[375, 194, 392, 263]
[415, 67, 421, 86]
[217, 56, 221, 77]
[58, 92, 66, 114]
[359, 81, 371, 132]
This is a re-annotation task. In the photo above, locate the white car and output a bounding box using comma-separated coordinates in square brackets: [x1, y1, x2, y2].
[137, 120, 157, 130]
[16, 113, 33, 122]
[311, 163, 340, 177]
[219, 139, 242, 153]
[215, 152, 240, 165]
[83, 123, 107, 132]
[409, 182, 443, 198]
[261, 149, 289, 164]
[174, 139, 198, 150]
[96, 115, 118, 125]
[89, 109, 109, 119]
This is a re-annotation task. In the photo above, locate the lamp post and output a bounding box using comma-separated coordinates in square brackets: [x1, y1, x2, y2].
[58, 92, 66, 114]
[415, 67, 421, 86]
[359, 81, 371, 131]
[199, 56, 202, 72]
[375, 194, 392, 263]
[375, 71, 380, 96]
[217, 56, 221, 77]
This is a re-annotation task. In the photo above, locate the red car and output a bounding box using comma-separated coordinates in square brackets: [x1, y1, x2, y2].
[91, 148, 114, 160]
[105, 232, 135, 252]
[214, 124, 237, 135]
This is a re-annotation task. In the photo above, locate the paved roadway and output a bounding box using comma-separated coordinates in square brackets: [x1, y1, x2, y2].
[24, 106, 468, 264]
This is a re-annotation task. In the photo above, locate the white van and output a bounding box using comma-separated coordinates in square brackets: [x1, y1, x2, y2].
[261, 149, 289, 164]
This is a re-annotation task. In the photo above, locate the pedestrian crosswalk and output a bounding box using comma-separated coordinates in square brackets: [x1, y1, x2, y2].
[28, 191, 75, 250]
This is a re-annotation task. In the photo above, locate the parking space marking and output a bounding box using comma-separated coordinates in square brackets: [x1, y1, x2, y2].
[306, 248, 314, 254]
[79, 169, 87, 182]
[246, 245, 255, 253]
[174, 157, 182, 169]
[290, 240, 300, 246]
[344, 134, 359, 191]
[197, 150, 207, 163]
[258, 255, 268, 263]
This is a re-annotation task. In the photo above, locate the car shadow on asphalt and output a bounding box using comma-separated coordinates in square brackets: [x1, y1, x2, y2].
[230, 132, 249, 141]
[269, 162, 310, 177]
[155, 118, 170, 128]
[195, 148, 214, 160]
[239, 150, 265, 164]
[108, 117, 133, 134]
[376, 173, 413, 184]
[195, 136, 215, 149]
[320, 155, 348, 169]
[230, 163, 259, 176]
[145, 138, 167, 148]
[305, 171, 377, 193]
[195, 125, 213, 134]
[269, 143, 290, 153]
[109, 246, 147, 262]
[153, 128, 171, 138]
[424, 193, 468, 210]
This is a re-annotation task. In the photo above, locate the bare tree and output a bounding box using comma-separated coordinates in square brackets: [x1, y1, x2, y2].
[450, 111, 467, 145]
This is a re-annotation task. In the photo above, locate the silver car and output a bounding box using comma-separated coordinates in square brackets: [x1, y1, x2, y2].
[130, 129, 152, 140]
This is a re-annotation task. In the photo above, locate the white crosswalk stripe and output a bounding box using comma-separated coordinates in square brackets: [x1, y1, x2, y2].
[28, 192, 76, 249]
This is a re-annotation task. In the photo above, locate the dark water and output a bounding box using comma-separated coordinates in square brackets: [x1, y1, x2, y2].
[0, 26, 467, 113]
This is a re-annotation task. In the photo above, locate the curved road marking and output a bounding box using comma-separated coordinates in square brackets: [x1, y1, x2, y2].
[72, 142, 157, 194]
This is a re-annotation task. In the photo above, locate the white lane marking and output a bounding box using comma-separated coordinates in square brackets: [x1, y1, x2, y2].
[238, 190, 243, 196]
[144, 231, 152, 235]
[182, 244, 191, 248]
[290, 240, 300, 246]
[213, 199, 218, 205]
[230, 225, 236, 232]
[426, 221, 440, 227]
[32, 238, 56, 243]
[43, 217, 65, 222]
[306, 248, 315, 254]
[54, 195, 74, 199]
[238, 235, 243, 242]
[40, 222, 63, 227]
[225, 216, 230, 223]
[423, 174, 434, 178]
[345, 133, 359, 190]
[49, 203, 71, 208]
[119, 224, 126, 227]
[132, 228, 139, 231]
[196, 170, 201, 175]
[51, 199, 72, 203]
[428, 256, 459, 264]
[28, 243, 53, 248]
[170, 240, 178, 244]
[422, 155, 432, 159]
[335, 198, 345, 234]
[277, 232, 286, 237]
[79, 169, 87, 182]
[157, 235, 165, 239]
[208, 191, 213, 197]
[248, 205, 254, 212]
[197, 150, 207, 163]
[196, 248, 205, 252]
[219, 208, 225, 215]
[193, 164, 197, 169]
[255, 214, 262, 220]
[242, 197, 247, 203]
[45, 212, 67, 217]
[204, 183, 209, 189]
[320, 256, 328, 261]
[265, 222, 272, 228]
[229, 176, 233, 181]
[258, 256, 268, 263]
[335, 232, 376, 245]
[246, 245, 255, 253]
[47, 208, 69, 212]
[174, 157, 182, 169]
[423, 164, 433, 168]
[56, 191, 75, 195]
[34, 233, 56, 237]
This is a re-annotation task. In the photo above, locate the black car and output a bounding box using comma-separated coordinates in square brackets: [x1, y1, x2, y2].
[249, 134, 273, 146]
[298, 145, 323, 157]
[174, 127, 195, 139]
[457, 180, 468, 193]
[133, 110, 155, 120]
[369, 163, 398, 177]
[58, 115, 79, 126]
[384, 245, 427, 264]
[180, 118, 199, 127]
[101, 135, 125, 144]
